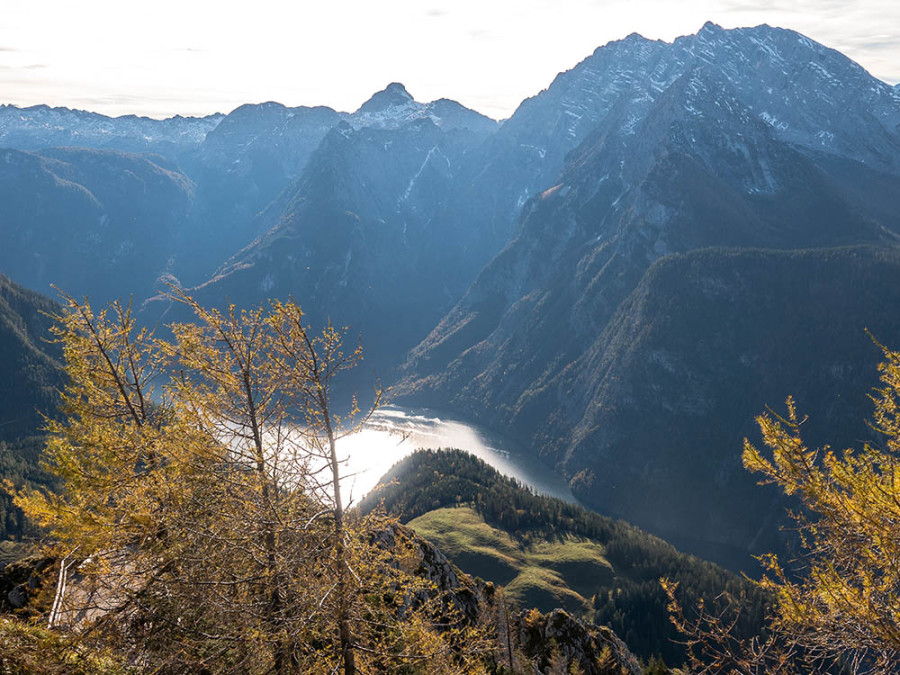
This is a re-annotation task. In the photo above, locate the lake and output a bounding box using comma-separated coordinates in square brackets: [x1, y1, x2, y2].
[333, 406, 576, 507]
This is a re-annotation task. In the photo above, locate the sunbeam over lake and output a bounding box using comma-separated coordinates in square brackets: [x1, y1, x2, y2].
[333, 406, 576, 507]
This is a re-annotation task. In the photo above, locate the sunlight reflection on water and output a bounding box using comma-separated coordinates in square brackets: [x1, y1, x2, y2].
[335, 406, 576, 508]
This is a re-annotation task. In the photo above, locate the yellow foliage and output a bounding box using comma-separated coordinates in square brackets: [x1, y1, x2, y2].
[740, 345, 900, 670]
[15, 291, 486, 674]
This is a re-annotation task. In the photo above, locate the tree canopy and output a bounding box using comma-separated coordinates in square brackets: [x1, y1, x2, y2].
[15, 292, 487, 674]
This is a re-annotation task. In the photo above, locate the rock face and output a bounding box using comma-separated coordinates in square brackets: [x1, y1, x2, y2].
[0, 554, 53, 616]
[351, 83, 498, 135]
[514, 608, 642, 675]
[397, 25, 900, 568]
[370, 521, 484, 626]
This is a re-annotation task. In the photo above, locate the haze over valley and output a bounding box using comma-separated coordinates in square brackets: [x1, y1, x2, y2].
[3, 18, 900, 672]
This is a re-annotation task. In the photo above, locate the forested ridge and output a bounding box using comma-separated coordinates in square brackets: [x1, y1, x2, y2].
[362, 448, 770, 664]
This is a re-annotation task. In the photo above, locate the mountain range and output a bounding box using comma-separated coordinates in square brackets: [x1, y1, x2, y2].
[2, 22, 900, 570]
[395, 23, 900, 566]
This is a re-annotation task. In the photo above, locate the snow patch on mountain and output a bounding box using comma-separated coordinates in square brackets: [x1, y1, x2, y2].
[349, 83, 498, 134]
[0, 104, 223, 152]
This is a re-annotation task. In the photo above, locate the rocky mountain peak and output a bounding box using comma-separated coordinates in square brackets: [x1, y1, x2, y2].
[697, 20, 725, 36]
[348, 82, 496, 134]
[618, 31, 650, 45]
[356, 82, 415, 114]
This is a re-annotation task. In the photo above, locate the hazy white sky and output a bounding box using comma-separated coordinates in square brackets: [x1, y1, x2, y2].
[1, 0, 897, 120]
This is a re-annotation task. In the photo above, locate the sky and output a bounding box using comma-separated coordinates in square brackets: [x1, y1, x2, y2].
[1, 0, 898, 120]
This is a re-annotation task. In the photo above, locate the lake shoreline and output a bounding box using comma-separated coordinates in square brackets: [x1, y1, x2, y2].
[336, 405, 577, 506]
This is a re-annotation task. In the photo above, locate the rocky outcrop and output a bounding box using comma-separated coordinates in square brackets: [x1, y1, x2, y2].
[0, 554, 54, 617]
[372, 522, 643, 673]
[514, 608, 643, 675]
[370, 521, 483, 626]
[9, 522, 643, 673]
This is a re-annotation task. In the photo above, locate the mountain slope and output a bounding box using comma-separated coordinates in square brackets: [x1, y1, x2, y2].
[676, 23, 900, 173]
[397, 24, 900, 568]
[185, 114, 497, 378]
[0, 275, 61, 442]
[177, 86, 498, 282]
[404, 245, 900, 568]
[0, 276, 62, 541]
[0, 147, 194, 304]
[176, 102, 344, 279]
[418, 21, 900, 306]
[400, 55, 900, 417]
[362, 449, 769, 665]
[554, 246, 900, 563]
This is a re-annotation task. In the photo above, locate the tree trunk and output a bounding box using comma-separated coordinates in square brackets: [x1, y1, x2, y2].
[324, 394, 355, 675]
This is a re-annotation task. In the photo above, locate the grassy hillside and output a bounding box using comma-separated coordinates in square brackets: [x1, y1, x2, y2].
[409, 506, 612, 614]
[362, 448, 770, 664]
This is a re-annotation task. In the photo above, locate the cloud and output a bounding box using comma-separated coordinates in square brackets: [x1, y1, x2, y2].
[467, 28, 498, 41]
[717, 0, 846, 14]
[840, 35, 900, 52]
